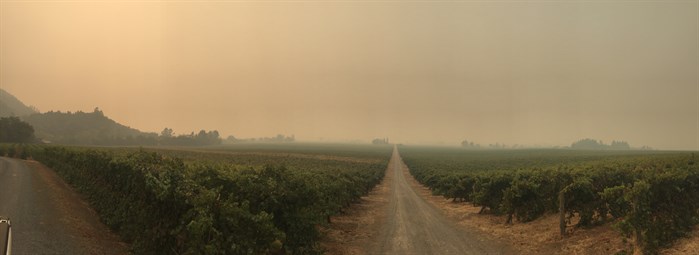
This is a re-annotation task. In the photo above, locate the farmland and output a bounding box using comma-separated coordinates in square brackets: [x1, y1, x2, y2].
[399, 146, 699, 254]
[0, 143, 392, 254]
[2, 143, 698, 254]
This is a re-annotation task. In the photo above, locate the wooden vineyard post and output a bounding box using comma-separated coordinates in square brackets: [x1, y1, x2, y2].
[558, 190, 566, 238]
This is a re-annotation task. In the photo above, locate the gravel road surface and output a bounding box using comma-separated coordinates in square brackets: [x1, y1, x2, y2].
[371, 147, 513, 255]
[0, 157, 128, 255]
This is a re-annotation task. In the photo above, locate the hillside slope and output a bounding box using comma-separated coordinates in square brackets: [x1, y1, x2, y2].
[0, 89, 38, 117]
[1, 89, 156, 145]
[22, 109, 156, 145]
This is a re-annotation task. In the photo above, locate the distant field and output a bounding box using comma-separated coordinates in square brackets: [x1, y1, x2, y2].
[400, 146, 698, 254]
[400, 146, 680, 173]
[145, 143, 393, 166]
[202, 143, 394, 159]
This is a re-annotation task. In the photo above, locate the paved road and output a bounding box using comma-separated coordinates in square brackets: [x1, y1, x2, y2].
[371, 146, 512, 255]
[0, 157, 128, 255]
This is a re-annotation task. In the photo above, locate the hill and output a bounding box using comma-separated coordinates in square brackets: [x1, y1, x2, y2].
[0, 89, 38, 117]
[22, 109, 158, 145]
[22, 109, 222, 146]
[0, 89, 221, 146]
[0, 89, 154, 145]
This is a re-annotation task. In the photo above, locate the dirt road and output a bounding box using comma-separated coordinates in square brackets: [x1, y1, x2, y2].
[0, 157, 128, 255]
[370, 146, 512, 255]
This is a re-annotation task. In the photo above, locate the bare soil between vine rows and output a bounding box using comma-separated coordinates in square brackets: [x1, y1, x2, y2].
[320, 147, 699, 254]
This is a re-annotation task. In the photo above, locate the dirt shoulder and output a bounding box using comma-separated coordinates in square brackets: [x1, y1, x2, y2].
[660, 225, 699, 255]
[3, 159, 128, 255]
[318, 151, 395, 255]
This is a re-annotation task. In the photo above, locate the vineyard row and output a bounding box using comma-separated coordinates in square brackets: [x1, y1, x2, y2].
[403, 152, 698, 254]
[1, 144, 388, 254]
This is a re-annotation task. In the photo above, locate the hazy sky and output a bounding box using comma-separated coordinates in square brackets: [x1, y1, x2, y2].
[1, 1, 697, 149]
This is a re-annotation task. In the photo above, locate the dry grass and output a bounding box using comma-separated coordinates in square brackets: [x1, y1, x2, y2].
[661, 225, 699, 255]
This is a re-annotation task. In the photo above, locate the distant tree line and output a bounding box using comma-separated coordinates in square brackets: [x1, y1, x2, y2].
[159, 128, 221, 146]
[460, 138, 644, 150]
[461, 139, 481, 149]
[461, 139, 510, 149]
[372, 138, 389, 145]
[225, 134, 295, 143]
[571, 138, 631, 150]
[0, 116, 36, 143]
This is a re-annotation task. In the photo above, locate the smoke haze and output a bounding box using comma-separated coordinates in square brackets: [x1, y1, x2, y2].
[1, 1, 697, 149]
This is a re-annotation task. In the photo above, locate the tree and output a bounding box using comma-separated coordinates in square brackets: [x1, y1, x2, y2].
[226, 135, 239, 143]
[372, 138, 388, 145]
[610, 140, 630, 150]
[571, 138, 631, 150]
[161, 128, 174, 138]
[285, 135, 295, 142]
[0, 116, 36, 143]
[571, 138, 605, 149]
[461, 139, 481, 149]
